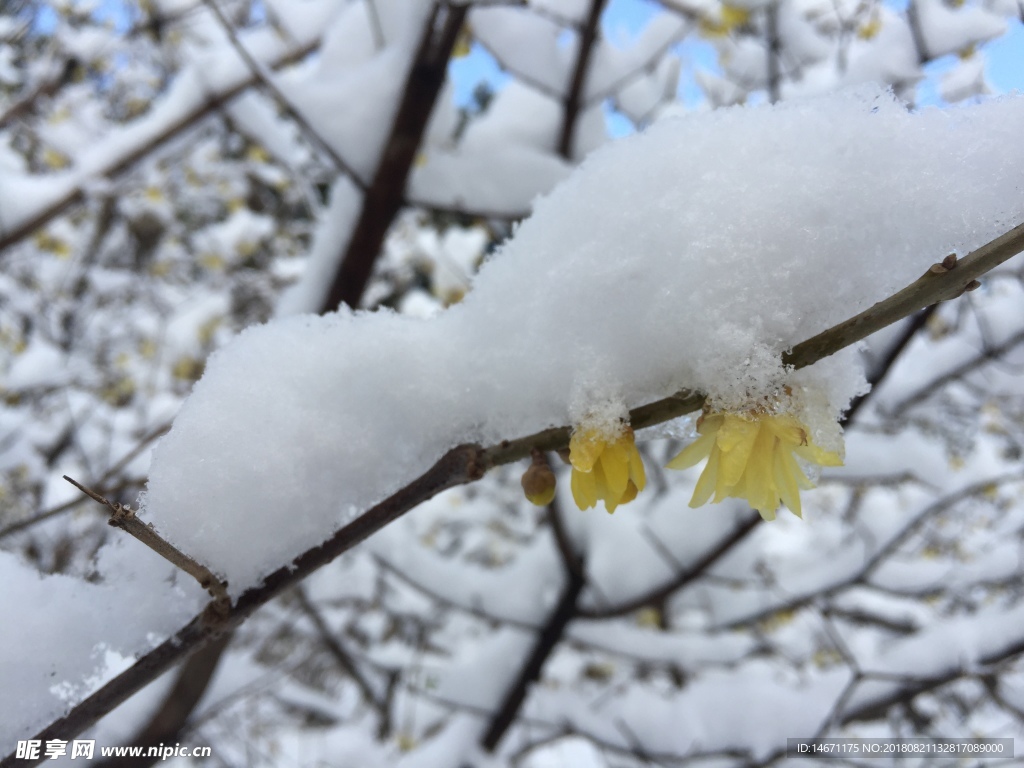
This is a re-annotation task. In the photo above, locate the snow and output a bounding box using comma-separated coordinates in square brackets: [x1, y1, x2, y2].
[369, 520, 564, 627]
[470, 6, 573, 96]
[0, 544, 203, 753]
[843, 601, 1024, 716]
[408, 81, 574, 216]
[142, 87, 1024, 598]
[526, 660, 851, 758]
[193, 208, 275, 266]
[274, 0, 434, 181]
[916, 0, 1006, 59]
[0, 7, 326, 240]
[567, 621, 755, 665]
[585, 14, 687, 101]
[276, 176, 363, 315]
[4, 337, 68, 391]
[940, 53, 990, 103]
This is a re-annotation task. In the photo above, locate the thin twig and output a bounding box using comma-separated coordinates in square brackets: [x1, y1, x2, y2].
[292, 586, 386, 715]
[888, 328, 1024, 416]
[0, 422, 169, 540]
[578, 512, 762, 619]
[200, 0, 365, 186]
[783, 223, 1024, 370]
[841, 304, 938, 425]
[765, 2, 781, 103]
[481, 562, 585, 751]
[62, 475, 230, 612]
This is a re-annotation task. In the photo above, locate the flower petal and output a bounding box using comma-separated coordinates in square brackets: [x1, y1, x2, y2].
[666, 432, 715, 470]
[690, 445, 721, 507]
[628, 442, 647, 491]
[774, 443, 802, 518]
[794, 442, 844, 467]
[781, 447, 815, 491]
[697, 413, 725, 435]
[569, 429, 605, 472]
[764, 414, 808, 446]
[717, 415, 760, 487]
[571, 468, 598, 510]
[600, 439, 630, 498]
[620, 480, 639, 505]
[744, 426, 779, 516]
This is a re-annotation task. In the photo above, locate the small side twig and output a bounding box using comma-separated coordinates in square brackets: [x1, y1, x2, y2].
[62, 476, 230, 619]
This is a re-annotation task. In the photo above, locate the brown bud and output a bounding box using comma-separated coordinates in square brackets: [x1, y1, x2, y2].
[965, 279, 981, 292]
[522, 451, 556, 506]
[941, 253, 958, 271]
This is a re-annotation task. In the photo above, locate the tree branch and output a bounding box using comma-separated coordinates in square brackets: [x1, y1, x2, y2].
[481, 561, 585, 751]
[782, 224, 1024, 370]
[62, 476, 230, 613]
[91, 633, 232, 768]
[841, 304, 938, 425]
[318, 3, 468, 312]
[765, 2, 781, 103]
[557, 0, 607, 158]
[577, 511, 762, 619]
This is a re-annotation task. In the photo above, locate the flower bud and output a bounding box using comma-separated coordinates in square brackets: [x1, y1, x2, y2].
[521, 451, 556, 506]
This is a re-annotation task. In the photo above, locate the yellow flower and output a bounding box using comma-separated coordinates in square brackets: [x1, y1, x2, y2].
[666, 410, 842, 520]
[857, 16, 882, 40]
[569, 422, 646, 513]
[699, 4, 751, 37]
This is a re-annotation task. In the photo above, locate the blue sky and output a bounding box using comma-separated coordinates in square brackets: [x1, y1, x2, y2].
[48, 0, 1024, 120]
[451, 0, 1024, 119]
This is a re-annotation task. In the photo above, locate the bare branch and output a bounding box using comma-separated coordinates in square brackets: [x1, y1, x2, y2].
[292, 587, 387, 716]
[62, 476, 230, 611]
[92, 633, 233, 768]
[481, 562, 585, 751]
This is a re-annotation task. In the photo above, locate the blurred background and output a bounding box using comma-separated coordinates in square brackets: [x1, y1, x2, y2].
[1, 0, 1024, 765]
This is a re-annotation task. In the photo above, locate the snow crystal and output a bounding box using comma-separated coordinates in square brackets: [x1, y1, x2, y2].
[144, 87, 1024, 597]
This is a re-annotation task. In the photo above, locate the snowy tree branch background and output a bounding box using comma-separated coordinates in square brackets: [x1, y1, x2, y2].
[1, 1, 1024, 766]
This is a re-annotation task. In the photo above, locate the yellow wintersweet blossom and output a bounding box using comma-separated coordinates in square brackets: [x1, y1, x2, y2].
[857, 16, 882, 40]
[666, 410, 842, 520]
[569, 422, 646, 513]
[699, 4, 751, 37]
